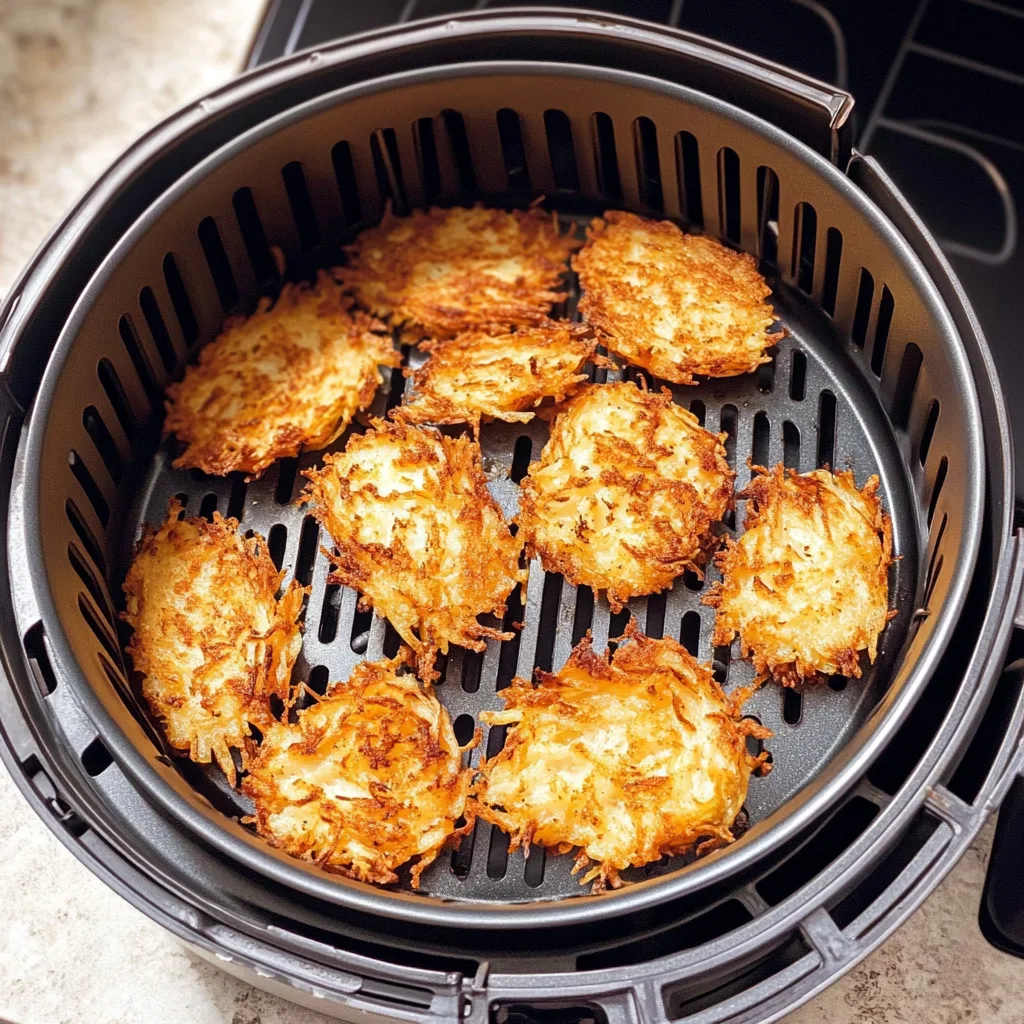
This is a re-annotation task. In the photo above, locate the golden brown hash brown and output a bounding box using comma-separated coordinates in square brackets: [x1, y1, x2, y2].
[471, 622, 770, 890]
[398, 320, 598, 431]
[574, 211, 783, 384]
[242, 652, 472, 888]
[705, 464, 895, 686]
[339, 204, 578, 340]
[164, 271, 399, 478]
[122, 500, 305, 786]
[517, 381, 734, 611]
[302, 420, 526, 681]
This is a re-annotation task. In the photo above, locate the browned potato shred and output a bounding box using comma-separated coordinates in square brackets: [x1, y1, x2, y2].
[471, 622, 770, 891]
[339, 204, 578, 340]
[517, 381, 734, 610]
[398, 320, 598, 431]
[122, 501, 305, 786]
[242, 652, 472, 887]
[575, 210, 783, 384]
[706, 464, 895, 686]
[165, 271, 398, 478]
[302, 420, 526, 681]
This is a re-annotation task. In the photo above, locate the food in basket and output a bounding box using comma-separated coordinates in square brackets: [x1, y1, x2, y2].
[471, 621, 770, 890]
[165, 270, 398, 478]
[705, 464, 895, 686]
[516, 380, 734, 610]
[122, 499, 305, 785]
[243, 651, 472, 888]
[302, 419, 526, 682]
[574, 210, 783, 383]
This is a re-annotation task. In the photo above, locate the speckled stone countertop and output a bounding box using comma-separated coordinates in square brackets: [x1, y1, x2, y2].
[1, 3, 1022, 1022]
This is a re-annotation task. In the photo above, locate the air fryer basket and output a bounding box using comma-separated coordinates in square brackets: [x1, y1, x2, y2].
[2, 11, 1022, 1023]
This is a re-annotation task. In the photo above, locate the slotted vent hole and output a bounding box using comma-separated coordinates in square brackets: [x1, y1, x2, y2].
[928, 456, 948, 527]
[442, 110, 476, 195]
[524, 847, 546, 888]
[591, 112, 622, 202]
[275, 458, 299, 505]
[118, 313, 161, 409]
[97, 358, 137, 441]
[414, 118, 442, 203]
[350, 604, 373, 655]
[232, 186, 277, 288]
[712, 644, 731, 685]
[782, 688, 802, 725]
[162, 254, 199, 348]
[789, 350, 807, 401]
[817, 391, 837, 468]
[783, 422, 800, 469]
[83, 405, 122, 483]
[755, 356, 775, 393]
[852, 268, 874, 349]
[823, 227, 843, 316]
[633, 116, 663, 213]
[891, 343, 923, 431]
[675, 130, 702, 228]
[495, 583, 525, 691]
[717, 147, 741, 244]
[756, 165, 779, 266]
[197, 217, 239, 313]
[487, 822, 511, 880]
[307, 665, 330, 695]
[924, 554, 944, 609]
[453, 714, 476, 747]
[926, 511, 948, 600]
[281, 161, 321, 251]
[752, 412, 770, 468]
[793, 202, 817, 294]
[80, 736, 113, 778]
[138, 286, 177, 372]
[370, 127, 407, 216]
[461, 651, 483, 694]
[68, 542, 112, 625]
[267, 522, 287, 571]
[227, 475, 247, 521]
[331, 141, 361, 225]
[68, 451, 109, 528]
[497, 108, 530, 195]
[294, 516, 319, 588]
[510, 435, 533, 484]
[680, 611, 701, 655]
[829, 674, 848, 692]
[720, 405, 738, 468]
[198, 493, 218, 522]
[544, 108, 578, 193]
[571, 586, 595, 646]
[79, 592, 120, 664]
[24, 622, 57, 696]
[872, 285, 895, 377]
[689, 399, 706, 427]
[383, 622, 402, 659]
[533, 572, 564, 675]
[683, 568, 703, 592]
[645, 592, 667, 640]
[66, 497, 106, 576]
[919, 399, 940, 467]
[607, 608, 631, 654]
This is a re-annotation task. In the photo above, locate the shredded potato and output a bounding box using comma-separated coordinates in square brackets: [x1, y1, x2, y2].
[243, 652, 472, 887]
[339, 204, 577, 340]
[706, 464, 895, 686]
[122, 500, 305, 785]
[472, 622, 769, 890]
[575, 211, 783, 384]
[165, 271, 398, 478]
[302, 419, 526, 681]
[517, 381, 734, 610]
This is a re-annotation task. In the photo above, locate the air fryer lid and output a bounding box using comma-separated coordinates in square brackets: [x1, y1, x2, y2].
[9, 57, 984, 931]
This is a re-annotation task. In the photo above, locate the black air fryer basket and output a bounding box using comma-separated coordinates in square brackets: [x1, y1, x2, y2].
[3, 11, 1024, 1023]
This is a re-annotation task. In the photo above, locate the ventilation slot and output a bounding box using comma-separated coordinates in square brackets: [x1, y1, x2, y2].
[712, 644, 731, 685]
[919, 399, 940, 467]
[227, 475, 248, 521]
[370, 128, 408, 216]
[717, 147, 741, 244]
[66, 497, 106, 576]
[890, 343, 923, 431]
[275, 458, 299, 505]
[331, 142, 361, 225]
[68, 543, 112, 625]
[197, 217, 239, 313]
[510, 435, 533, 484]
[756, 166, 779, 266]
[232, 187, 277, 288]
[756, 356, 775, 393]
[80, 736, 113, 777]
[591, 112, 622, 202]
[680, 611, 701, 656]
[96, 358, 137, 441]
[675, 131, 702, 228]
[645, 592, 667, 640]
[294, 515, 319, 587]
[349, 605, 372, 656]
[79, 592, 120, 665]
[689, 399, 706, 427]
[497, 108, 530, 196]
[570, 586, 595, 648]
[83, 406, 122, 483]
[441, 110, 476, 196]
[817, 391, 837, 468]
[783, 688, 802, 725]
[119, 314, 161, 409]
[720, 405, 738, 469]
[137, 286, 177, 373]
[928, 455, 948, 526]
[495, 584, 525, 692]
[533, 572, 564, 675]
[413, 118, 442, 204]
[318, 583, 342, 644]
[783, 421, 800, 469]
[281, 161, 320, 250]
[822, 227, 843, 316]
[543, 109, 578, 193]
[792, 202, 817, 293]
[633, 117, 663, 213]
[68, 452, 109, 528]
[524, 846, 546, 888]
[852, 268, 874, 348]
[162, 254, 199, 348]
[24, 622, 57, 696]
[486, 821, 511, 880]
[789, 350, 807, 401]
[871, 285, 895, 377]
[752, 412, 770, 468]
[267, 523, 287, 572]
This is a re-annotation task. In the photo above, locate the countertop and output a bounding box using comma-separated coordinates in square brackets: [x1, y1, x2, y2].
[0, 2, 1022, 1022]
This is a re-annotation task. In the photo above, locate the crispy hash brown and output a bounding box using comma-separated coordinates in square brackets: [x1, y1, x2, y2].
[706, 464, 895, 686]
[122, 500, 305, 786]
[339, 204, 577, 340]
[242, 652, 471, 888]
[575, 211, 783, 384]
[472, 622, 770, 890]
[517, 381, 734, 611]
[302, 420, 526, 681]
[165, 271, 398, 478]
[398, 320, 598, 431]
